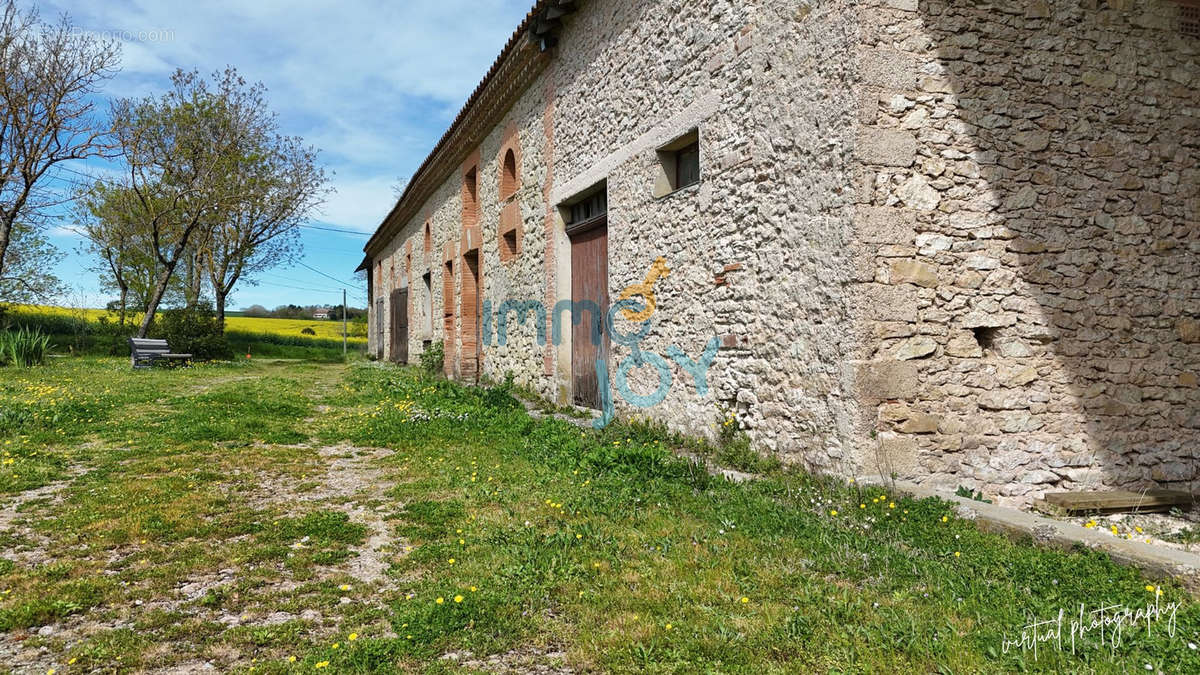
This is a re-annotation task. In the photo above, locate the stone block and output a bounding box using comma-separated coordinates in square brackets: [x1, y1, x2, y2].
[946, 332, 983, 358]
[978, 391, 1030, 410]
[890, 259, 939, 287]
[961, 312, 1016, 328]
[876, 432, 920, 479]
[894, 336, 937, 360]
[857, 128, 918, 167]
[898, 413, 940, 434]
[852, 360, 920, 404]
[859, 47, 919, 90]
[897, 175, 941, 211]
[855, 206, 917, 244]
[854, 283, 919, 322]
[1178, 319, 1200, 344]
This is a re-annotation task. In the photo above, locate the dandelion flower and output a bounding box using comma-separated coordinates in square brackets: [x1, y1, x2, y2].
[954, 551, 961, 558]
[436, 597, 445, 604]
[454, 595, 464, 603]
[830, 510, 838, 516]
[349, 633, 358, 641]
[740, 597, 749, 603]
[316, 662, 329, 669]
[941, 516, 948, 523]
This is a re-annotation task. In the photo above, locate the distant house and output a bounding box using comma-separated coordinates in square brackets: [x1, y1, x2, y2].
[312, 308, 331, 320]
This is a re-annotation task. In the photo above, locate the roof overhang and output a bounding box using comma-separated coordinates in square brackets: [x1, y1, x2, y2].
[363, 0, 579, 258]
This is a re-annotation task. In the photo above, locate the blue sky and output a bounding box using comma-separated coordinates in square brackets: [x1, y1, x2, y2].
[36, 0, 534, 310]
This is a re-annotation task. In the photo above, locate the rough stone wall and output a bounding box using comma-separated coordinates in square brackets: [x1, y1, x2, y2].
[747, 0, 862, 472]
[546, 0, 759, 436]
[367, 0, 1198, 509]
[852, 0, 1200, 506]
[377, 0, 776, 442]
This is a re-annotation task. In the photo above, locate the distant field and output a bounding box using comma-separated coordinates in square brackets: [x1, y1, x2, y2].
[225, 315, 359, 341]
[5, 305, 365, 345]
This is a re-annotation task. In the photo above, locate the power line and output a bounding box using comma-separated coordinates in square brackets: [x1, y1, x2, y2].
[299, 224, 371, 237]
[251, 279, 346, 295]
[296, 260, 362, 289]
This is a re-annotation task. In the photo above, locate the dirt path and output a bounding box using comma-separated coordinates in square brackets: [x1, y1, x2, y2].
[0, 365, 414, 672]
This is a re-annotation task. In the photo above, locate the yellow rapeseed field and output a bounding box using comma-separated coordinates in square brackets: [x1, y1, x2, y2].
[7, 305, 366, 345]
[225, 315, 358, 341]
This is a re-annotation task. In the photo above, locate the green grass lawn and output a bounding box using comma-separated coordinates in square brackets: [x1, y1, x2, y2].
[0, 358, 1197, 673]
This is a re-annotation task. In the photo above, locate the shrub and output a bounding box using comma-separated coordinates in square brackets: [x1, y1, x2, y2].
[301, 326, 316, 335]
[151, 303, 231, 361]
[0, 327, 53, 367]
[419, 340, 445, 375]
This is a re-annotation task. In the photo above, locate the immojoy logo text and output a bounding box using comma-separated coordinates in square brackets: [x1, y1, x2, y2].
[481, 258, 719, 428]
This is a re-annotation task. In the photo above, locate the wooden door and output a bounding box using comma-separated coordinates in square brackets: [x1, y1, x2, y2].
[390, 287, 409, 364]
[374, 298, 384, 359]
[569, 217, 608, 408]
[461, 252, 481, 381]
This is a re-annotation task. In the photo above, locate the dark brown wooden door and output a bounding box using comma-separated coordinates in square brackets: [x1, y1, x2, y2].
[461, 251, 481, 381]
[390, 288, 409, 364]
[569, 218, 608, 408]
[374, 298, 384, 359]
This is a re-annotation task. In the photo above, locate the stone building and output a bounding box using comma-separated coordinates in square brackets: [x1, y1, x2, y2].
[360, 0, 1199, 507]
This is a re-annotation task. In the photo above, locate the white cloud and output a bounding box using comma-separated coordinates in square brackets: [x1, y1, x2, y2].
[44, 0, 534, 221]
[318, 174, 403, 232]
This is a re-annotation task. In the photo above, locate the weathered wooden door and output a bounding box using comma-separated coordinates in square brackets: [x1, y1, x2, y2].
[569, 217, 608, 408]
[390, 288, 409, 364]
[374, 298, 384, 359]
[461, 252, 481, 381]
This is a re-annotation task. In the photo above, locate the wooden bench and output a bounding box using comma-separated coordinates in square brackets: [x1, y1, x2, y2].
[129, 338, 192, 369]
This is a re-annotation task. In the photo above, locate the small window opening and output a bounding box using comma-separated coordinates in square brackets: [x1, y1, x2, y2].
[654, 128, 701, 197]
[502, 229, 518, 259]
[567, 189, 607, 227]
[1179, 1, 1200, 38]
[972, 326, 998, 353]
[501, 149, 518, 199]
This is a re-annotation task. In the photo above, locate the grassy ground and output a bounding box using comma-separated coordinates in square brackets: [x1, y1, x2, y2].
[0, 358, 1197, 673]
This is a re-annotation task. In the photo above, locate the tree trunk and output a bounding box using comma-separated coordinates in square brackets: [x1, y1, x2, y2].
[136, 265, 176, 338]
[184, 252, 202, 309]
[215, 290, 227, 334]
[0, 218, 11, 281]
[118, 285, 128, 327]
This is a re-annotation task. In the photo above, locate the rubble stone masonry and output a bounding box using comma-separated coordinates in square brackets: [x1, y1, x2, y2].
[366, 0, 1198, 508]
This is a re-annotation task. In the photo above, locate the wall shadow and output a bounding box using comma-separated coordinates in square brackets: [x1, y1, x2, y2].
[915, 0, 1199, 495]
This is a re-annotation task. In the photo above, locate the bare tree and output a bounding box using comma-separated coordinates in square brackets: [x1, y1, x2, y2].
[0, 0, 119, 289]
[205, 133, 328, 329]
[112, 68, 274, 337]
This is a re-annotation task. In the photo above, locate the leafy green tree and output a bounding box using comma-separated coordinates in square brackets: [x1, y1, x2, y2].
[111, 68, 278, 337]
[204, 130, 328, 330]
[0, 221, 62, 302]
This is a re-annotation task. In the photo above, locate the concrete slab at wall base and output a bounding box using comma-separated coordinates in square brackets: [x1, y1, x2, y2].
[866, 478, 1200, 594]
